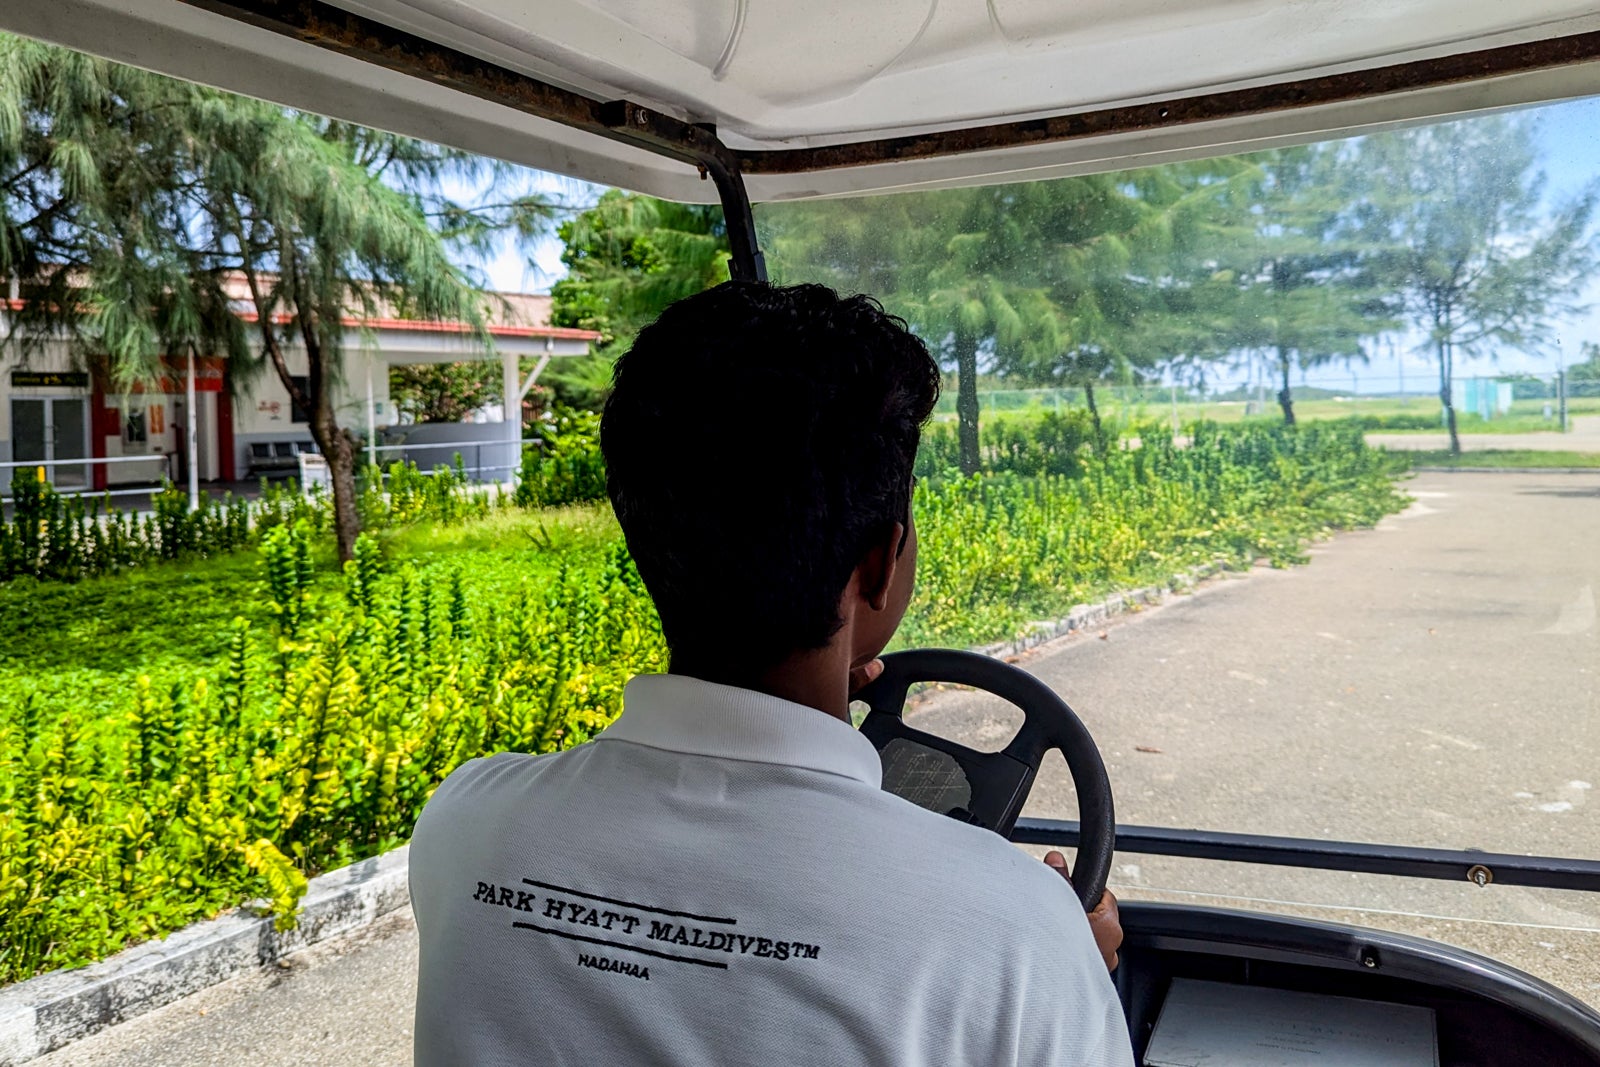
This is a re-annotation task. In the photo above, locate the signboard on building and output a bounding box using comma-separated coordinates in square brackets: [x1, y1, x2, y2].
[11, 371, 88, 388]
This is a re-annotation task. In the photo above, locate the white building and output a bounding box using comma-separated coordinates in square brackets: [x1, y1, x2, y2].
[0, 288, 599, 492]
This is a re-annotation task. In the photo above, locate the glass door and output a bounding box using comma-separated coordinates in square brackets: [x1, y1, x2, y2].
[8, 397, 89, 488]
[11, 399, 46, 467]
[49, 397, 89, 488]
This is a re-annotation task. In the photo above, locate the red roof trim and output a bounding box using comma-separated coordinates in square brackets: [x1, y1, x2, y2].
[236, 309, 599, 341]
[2, 299, 601, 342]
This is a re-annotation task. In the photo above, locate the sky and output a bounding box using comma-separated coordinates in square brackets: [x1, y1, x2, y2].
[465, 93, 1600, 394]
[463, 170, 578, 295]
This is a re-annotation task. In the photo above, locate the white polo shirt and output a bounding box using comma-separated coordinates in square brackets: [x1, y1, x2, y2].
[410, 674, 1133, 1067]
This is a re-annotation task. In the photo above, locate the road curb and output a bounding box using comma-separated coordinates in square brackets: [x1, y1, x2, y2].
[974, 560, 1236, 661]
[0, 845, 410, 1065]
[0, 563, 1243, 1064]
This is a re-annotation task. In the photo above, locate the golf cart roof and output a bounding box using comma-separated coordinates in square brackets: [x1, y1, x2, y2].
[7, 0, 1600, 203]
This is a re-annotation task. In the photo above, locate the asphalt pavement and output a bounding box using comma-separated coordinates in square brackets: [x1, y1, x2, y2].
[33, 910, 419, 1067]
[914, 469, 1600, 1004]
[35, 469, 1600, 1062]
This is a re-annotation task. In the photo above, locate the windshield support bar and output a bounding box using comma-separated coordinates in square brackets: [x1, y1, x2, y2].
[704, 154, 766, 283]
[1013, 818, 1600, 893]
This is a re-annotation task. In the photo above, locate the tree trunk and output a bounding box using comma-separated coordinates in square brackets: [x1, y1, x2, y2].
[955, 330, 981, 476]
[235, 253, 364, 556]
[300, 329, 361, 563]
[1276, 348, 1296, 426]
[1439, 338, 1460, 456]
[310, 407, 361, 563]
[1084, 382, 1105, 450]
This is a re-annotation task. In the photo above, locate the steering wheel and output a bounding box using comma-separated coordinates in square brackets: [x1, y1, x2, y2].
[853, 649, 1115, 911]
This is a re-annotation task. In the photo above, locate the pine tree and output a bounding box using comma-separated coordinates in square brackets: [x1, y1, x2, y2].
[998, 162, 1249, 443]
[1357, 114, 1596, 454]
[0, 35, 557, 559]
[1206, 144, 1390, 425]
[548, 190, 729, 405]
[768, 184, 1132, 473]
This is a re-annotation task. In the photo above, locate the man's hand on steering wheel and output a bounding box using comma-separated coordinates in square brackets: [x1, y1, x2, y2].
[849, 657, 885, 695]
[1046, 851, 1122, 972]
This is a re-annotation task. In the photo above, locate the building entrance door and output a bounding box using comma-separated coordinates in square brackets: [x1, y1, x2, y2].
[9, 397, 89, 489]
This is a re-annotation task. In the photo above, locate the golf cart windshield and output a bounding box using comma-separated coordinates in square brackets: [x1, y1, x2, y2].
[753, 104, 1600, 990]
[4, 0, 1600, 1023]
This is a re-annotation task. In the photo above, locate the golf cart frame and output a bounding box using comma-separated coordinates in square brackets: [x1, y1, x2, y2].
[11, 1, 1600, 1059]
[148, 1, 1600, 291]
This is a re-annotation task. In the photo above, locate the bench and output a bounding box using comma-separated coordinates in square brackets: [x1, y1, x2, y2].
[247, 440, 317, 480]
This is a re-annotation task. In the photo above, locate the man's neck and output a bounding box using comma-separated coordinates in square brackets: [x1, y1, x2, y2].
[670, 646, 852, 724]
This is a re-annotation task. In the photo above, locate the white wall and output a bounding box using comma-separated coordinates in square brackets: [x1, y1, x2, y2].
[3, 324, 591, 485]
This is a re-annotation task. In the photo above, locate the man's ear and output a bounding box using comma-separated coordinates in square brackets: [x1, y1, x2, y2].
[856, 522, 906, 613]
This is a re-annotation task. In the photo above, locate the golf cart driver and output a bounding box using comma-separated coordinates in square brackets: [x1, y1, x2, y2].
[408, 281, 1132, 1066]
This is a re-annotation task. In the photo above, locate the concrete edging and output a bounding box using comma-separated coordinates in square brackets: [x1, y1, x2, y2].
[973, 560, 1235, 662]
[1410, 466, 1600, 474]
[0, 559, 1242, 1064]
[0, 845, 410, 1065]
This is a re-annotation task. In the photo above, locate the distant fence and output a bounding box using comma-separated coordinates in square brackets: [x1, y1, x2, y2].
[364, 437, 521, 482]
[0, 453, 174, 503]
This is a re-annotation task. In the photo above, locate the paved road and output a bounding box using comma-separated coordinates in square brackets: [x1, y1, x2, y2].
[1368, 414, 1600, 452]
[38, 471, 1600, 1062]
[35, 910, 419, 1067]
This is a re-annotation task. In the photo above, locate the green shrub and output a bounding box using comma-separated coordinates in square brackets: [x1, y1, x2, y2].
[364, 458, 497, 529]
[514, 409, 607, 508]
[0, 526, 666, 982]
[1, 460, 505, 586]
[903, 421, 1409, 646]
[1341, 413, 1441, 431]
[917, 409, 1102, 477]
[1, 471, 253, 583]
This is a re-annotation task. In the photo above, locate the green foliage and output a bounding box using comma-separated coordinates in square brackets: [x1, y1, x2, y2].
[918, 410, 1101, 478]
[1358, 115, 1598, 453]
[1190, 144, 1394, 424]
[549, 191, 729, 356]
[0, 521, 666, 982]
[763, 163, 1247, 469]
[388, 363, 503, 424]
[260, 524, 315, 639]
[1404, 449, 1600, 469]
[364, 459, 496, 530]
[903, 420, 1409, 647]
[546, 191, 730, 411]
[1330, 412, 1442, 432]
[344, 533, 385, 616]
[1569, 343, 1600, 382]
[513, 410, 607, 509]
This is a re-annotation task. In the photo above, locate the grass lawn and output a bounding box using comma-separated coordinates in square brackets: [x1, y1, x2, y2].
[1405, 449, 1600, 469]
[0, 503, 622, 738]
[932, 395, 1600, 433]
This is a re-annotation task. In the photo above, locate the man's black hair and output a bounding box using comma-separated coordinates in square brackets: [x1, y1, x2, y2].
[602, 280, 940, 671]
